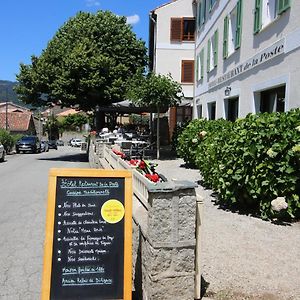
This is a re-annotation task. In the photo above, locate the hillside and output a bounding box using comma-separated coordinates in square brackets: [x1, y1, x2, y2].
[0, 80, 27, 106]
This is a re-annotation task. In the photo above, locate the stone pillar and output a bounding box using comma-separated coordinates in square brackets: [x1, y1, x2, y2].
[133, 182, 197, 300]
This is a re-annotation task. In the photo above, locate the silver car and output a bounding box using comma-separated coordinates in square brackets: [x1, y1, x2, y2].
[0, 142, 5, 162]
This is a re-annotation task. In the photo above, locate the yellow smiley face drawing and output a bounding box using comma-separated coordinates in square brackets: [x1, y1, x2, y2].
[101, 199, 125, 224]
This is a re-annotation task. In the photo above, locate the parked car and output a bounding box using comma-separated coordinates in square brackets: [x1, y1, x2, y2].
[16, 136, 41, 154]
[57, 140, 64, 146]
[48, 140, 58, 150]
[0, 142, 5, 162]
[70, 139, 83, 147]
[41, 141, 49, 152]
[68, 138, 74, 146]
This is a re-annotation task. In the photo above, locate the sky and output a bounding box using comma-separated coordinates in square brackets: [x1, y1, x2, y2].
[0, 0, 168, 82]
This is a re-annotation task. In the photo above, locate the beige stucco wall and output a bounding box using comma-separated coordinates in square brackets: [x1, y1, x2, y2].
[153, 0, 195, 98]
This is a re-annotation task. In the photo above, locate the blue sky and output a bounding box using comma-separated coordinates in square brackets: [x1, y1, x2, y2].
[0, 0, 167, 81]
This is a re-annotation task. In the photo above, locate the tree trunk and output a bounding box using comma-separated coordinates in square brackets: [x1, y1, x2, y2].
[156, 106, 160, 159]
[96, 111, 105, 132]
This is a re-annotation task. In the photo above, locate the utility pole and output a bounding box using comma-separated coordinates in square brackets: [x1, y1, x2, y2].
[5, 87, 9, 131]
[5, 101, 8, 131]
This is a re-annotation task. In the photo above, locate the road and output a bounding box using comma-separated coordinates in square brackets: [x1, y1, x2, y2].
[0, 147, 89, 300]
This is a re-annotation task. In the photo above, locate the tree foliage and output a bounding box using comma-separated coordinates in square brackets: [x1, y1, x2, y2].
[61, 113, 89, 131]
[127, 72, 183, 158]
[15, 11, 147, 111]
[127, 72, 183, 109]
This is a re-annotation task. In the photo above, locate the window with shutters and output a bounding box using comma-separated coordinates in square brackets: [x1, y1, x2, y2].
[196, 49, 204, 81]
[278, 0, 290, 14]
[181, 60, 194, 83]
[223, 0, 242, 59]
[170, 18, 195, 42]
[209, 0, 217, 11]
[254, 0, 290, 34]
[197, 0, 206, 30]
[207, 30, 218, 72]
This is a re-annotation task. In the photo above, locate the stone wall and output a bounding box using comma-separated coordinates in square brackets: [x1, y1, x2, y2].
[89, 141, 197, 299]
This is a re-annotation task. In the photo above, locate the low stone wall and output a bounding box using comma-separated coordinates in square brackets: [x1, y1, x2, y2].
[89, 141, 198, 300]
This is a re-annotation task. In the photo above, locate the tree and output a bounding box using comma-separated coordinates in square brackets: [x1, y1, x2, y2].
[127, 72, 183, 159]
[45, 115, 60, 140]
[15, 11, 147, 115]
[61, 113, 89, 131]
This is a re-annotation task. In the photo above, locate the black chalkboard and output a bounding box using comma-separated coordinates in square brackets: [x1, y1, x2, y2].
[42, 169, 132, 300]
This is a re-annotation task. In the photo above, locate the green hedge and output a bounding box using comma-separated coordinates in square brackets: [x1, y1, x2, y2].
[176, 110, 300, 220]
[0, 130, 23, 153]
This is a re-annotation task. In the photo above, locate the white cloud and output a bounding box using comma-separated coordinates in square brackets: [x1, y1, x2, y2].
[85, 0, 100, 7]
[126, 14, 140, 25]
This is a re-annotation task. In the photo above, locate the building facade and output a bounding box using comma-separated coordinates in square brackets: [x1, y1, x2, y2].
[193, 0, 298, 120]
[149, 0, 196, 136]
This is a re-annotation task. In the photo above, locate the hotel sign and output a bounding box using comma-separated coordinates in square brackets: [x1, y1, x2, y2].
[208, 38, 285, 90]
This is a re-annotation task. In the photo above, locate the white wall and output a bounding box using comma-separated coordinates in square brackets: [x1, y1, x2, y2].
[194, 0, 300, 118]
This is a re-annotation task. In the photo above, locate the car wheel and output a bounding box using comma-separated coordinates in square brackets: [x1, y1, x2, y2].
[0, 152, 5, 162]
[16, 150, 20, 154]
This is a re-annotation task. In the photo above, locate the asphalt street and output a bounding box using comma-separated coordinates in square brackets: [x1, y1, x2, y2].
[0, 146, 89, 300]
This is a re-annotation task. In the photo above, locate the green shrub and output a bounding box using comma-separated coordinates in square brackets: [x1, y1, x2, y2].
[176, 110, 300, 220]
[0, 129, 15, 152]
[171, 121, 190, 152]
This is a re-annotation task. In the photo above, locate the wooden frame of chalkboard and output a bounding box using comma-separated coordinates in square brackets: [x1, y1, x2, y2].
[41, 168, 132, 300]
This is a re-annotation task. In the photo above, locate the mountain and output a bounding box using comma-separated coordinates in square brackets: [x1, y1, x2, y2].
[0, 80, 27, 107]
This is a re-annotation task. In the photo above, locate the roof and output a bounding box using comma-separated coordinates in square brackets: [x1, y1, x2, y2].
[41, 105, 78, 117]
[57, 108, 80, 117]
[150, 0, 178, 13]
[0, 111, 33, 132]
[0, 102, 29, 113]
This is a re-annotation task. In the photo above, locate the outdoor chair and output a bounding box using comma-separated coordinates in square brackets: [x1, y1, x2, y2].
[121, 141, 133, 157]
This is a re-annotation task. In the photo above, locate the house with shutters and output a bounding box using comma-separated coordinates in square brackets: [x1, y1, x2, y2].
[149, 0, 196, 138]
[193, 0, 299, 120]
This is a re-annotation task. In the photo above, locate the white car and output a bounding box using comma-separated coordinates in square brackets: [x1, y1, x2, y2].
[0, 142, 5, 162]
[70, 139, 83, 147]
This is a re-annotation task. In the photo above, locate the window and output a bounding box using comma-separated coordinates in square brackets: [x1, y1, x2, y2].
[170, 18, 195, 42]
[182, 60, 194, 83]
[278, 0, 290, 14]
[223, 0, 242, 59]
[197, 0, 206, 29]
[177, 106, 192, 124]
[254, 0, 290, 34]
[260, 86, 285, 113]
[207, 30, 218, 72]
[209, 0, 217, 11]
[196, 49, 205, 81]
[225, 97, 239, 121]
[183, 18, 195, 41]
[208, 102, 216, 120]
[197, 104, 203, 118]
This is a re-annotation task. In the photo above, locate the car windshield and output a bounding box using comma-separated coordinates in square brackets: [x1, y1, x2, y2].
[20, 137, 36, 142]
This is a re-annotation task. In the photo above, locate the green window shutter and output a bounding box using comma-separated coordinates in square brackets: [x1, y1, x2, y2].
[197, 2, 201, 28]
[235, 0, 242, 49]
[278, 0, 290, 14]
[213, 30, 218, 67]
[207, 40, 211, 73]
[254, 0, 262, 34]
[200, 0, 206, 25]
[200, 48, 204, 78]
[196, 54, 199, 81]
[223, 16, 229, 59]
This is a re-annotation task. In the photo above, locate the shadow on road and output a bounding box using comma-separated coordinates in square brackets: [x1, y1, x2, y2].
[37, 153, 88, 163]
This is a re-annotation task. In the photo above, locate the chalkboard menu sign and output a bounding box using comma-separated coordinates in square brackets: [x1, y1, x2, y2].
[42, 169, 132, 300]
